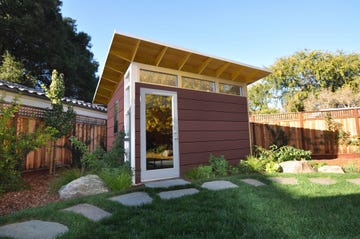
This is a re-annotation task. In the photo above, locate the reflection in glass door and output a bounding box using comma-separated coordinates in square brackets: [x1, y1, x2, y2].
[140, 88, 179, 182]
[145, 94, 173, 170]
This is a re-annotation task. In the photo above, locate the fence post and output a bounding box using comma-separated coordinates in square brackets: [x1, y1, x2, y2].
[299, 112, 305, 149]
[353, 109, 360, 137]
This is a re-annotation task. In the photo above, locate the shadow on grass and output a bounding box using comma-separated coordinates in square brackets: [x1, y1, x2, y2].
[0, 174, 360, 239]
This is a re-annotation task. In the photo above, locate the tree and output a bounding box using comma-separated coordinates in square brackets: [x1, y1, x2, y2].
[0, 51, 35, 86]
[42, 70, 76, 174]
[304, 85, 360, 111]
[248, 50, 360, 112]
[0, 0, 98, 101]
[248, 81, 280, 114]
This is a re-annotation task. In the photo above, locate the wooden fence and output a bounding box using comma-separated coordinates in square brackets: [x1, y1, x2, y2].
[249, 108, 360, 159]
[12, 105, 107, 171]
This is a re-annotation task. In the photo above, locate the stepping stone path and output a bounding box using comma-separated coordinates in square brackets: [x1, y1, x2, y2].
[241, 178, 266, 187]
[309, 178, 336, 185]
[270, 177, 298, 185]
[346, 178, 360, 185]
[144, 179, 190, 188]
[201, 180, 238, 190]
[0, 220, 68, 239]
[158, 188, 199, 200]
[110, 192, 153, 206]
[63, 203, 111, 222]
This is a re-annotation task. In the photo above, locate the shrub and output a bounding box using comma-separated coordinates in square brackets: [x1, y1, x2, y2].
[69, 136, 103, 173]
[50, 168, 81, 193]
[103, 131, 126, 168]
[98, 163, 132, 190]
[343, 161, 359, 173]
[0, 98, 53, 192]
[185, 165, 215, 180]
[238, 159, 256, 174]
[240, 145, 312, 174]
[209, 154, 228, 176]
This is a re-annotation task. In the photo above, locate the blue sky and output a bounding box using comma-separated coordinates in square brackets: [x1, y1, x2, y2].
[61, 0, 360, 75]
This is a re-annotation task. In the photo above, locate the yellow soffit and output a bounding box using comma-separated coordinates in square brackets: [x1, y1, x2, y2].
[93, 32, 271, 104]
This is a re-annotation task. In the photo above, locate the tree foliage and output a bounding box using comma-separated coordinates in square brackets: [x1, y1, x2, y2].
[42, 70, 75, 174]
[0, 51, 35, 86]
[0, 98, 53, 192]
[248, 50, 360, 112]
[0, 0, 98, 101]
[304, 85, 360, 111]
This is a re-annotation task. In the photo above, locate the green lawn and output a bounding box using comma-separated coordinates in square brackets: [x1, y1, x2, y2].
[1, 173, 360, 239]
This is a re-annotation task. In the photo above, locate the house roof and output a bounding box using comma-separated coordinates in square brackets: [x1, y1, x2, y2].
[0, 79, 107, 112]
[93, 32, 271, 104]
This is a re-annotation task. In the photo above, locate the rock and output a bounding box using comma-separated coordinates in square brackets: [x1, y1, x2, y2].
[318, 165, 345, 173]
[162, 150, 173, 157]
[59, 174, 109, 199]
[279, 161, 316, 173]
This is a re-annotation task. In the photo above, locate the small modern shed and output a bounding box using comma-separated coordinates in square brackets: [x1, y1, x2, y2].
[93, 33, 270, 183]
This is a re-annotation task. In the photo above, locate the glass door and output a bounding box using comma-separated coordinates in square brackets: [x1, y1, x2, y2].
[140, 88, 179, 182]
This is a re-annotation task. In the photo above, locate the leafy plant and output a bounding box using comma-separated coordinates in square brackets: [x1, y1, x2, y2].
[42, 70, 76, 174]
[185, 165, 215, 180]
[343, 161, 359, 173]
[98, 163, 132, 190]
[0, 98, 53, 192]
[209, 154, 228, 176]
[240, 145, 312, 173]
[103, 131, 126, 167]
[49, 168, 81, 193]
[69, 136, 104, 173]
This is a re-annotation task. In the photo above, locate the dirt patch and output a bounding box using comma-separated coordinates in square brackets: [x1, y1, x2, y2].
[0, 171, 60, 216]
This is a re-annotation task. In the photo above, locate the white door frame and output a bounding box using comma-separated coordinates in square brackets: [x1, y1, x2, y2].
[140, 88, 180, 182]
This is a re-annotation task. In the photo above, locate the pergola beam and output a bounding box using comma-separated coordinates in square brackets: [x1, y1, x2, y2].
[178, 53, 192, 71]
[155, 47, 168, 66]
[216, 62, 230, 77]
[131, 40, 141, 61]
[198, 58, 212, 74]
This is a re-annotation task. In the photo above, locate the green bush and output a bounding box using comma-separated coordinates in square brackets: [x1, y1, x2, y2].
[240, 145, 312, 174]
[50, 168, 81, 193]
[103, 131, 126, 168]
[98, 163, 132, 190]
[238, 159, 256, 174]
[0, 99, 53, 192]
[185, 165, 215, 180]
[209, 154, 228, 176]
[343, 161, 359, 173]
[69, 136, 103, 173]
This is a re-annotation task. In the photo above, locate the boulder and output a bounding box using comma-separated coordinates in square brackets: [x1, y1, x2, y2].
[318, 165, 345, 173]
[59, 174, 109, 200]
[279, 161, 316, 173]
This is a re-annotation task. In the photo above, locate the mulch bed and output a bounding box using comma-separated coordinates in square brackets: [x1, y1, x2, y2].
[0, 170, 60, 216]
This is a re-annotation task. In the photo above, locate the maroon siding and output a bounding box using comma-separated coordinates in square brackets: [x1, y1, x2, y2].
[107, 79, 124, 150]
[134, 82, 250, 182]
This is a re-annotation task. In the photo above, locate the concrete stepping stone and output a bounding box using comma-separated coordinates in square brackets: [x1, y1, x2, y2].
[63, 203, 111, 222]
[309, 178, 336, 185]
[0, 220, 68, 239]
[144, 179, 190, 188]
[270, 177, 298, 185]
[346, 178, 360, 185]
[241, 178, 266, 187]
[158, 188, 199, 200]
[110, 192, 153, 206]
[201, 180, 238, 190]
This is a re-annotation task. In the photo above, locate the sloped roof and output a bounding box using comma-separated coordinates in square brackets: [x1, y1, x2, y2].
[0, 79, 107, 112]
[93, 32, 271, 104]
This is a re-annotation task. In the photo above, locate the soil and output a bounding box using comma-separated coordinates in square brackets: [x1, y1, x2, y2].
[0, 170, 60, 216]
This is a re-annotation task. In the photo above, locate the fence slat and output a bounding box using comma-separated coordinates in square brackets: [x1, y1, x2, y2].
[250, 108, 360, 158]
